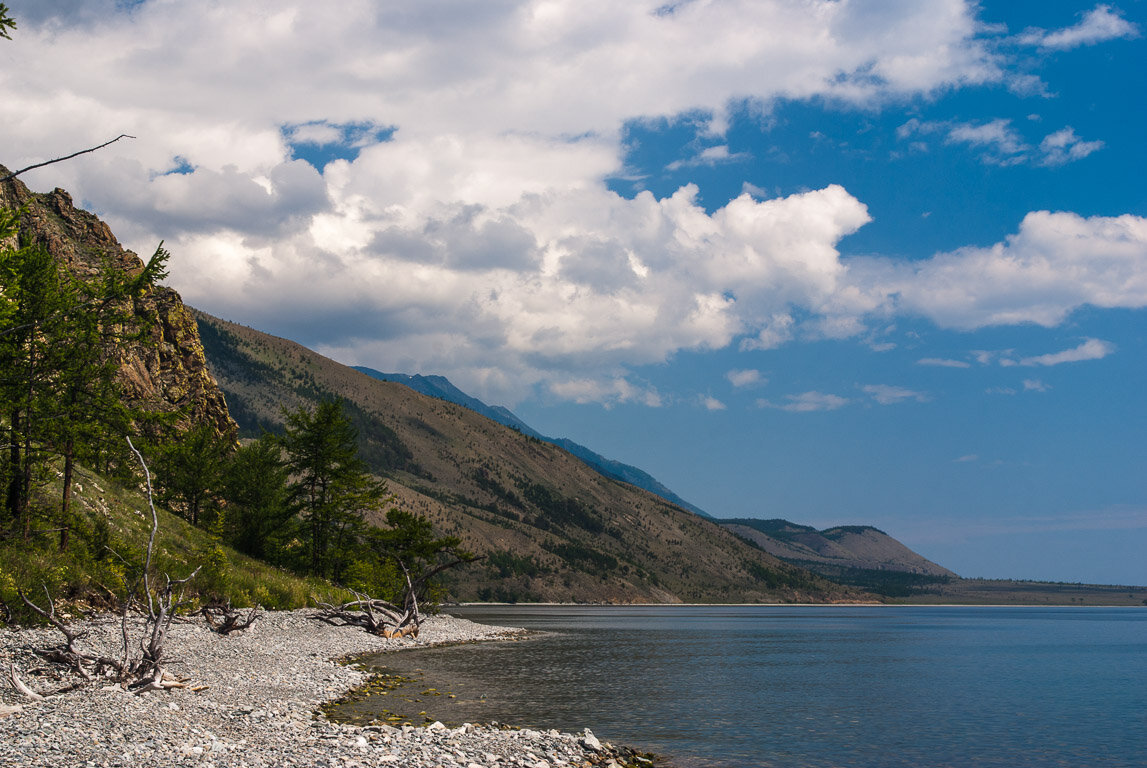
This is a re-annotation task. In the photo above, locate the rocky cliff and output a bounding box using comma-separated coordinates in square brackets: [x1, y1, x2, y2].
[0, 166, 235, 439]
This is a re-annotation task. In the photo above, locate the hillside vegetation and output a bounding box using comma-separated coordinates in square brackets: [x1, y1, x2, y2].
[194, 310, 864, 604]
[0, 456, 341, 622]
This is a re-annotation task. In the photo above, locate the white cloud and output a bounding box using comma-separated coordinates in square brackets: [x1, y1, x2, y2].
[861, 384, 930, 405]
[1023, 378, 1050, 392]
[1018, 5, 1140, 50]
[945, 118, 1028, 163]
[858, 212, 1147, 330]
[700, 395, 727, 411]
[1019, 338, 1115, 366]
[1, 1, 1141, 406]
[726, 369, 764, 388]
[918, 357, 972, 368]
[760, 391, 850, 413]
[548, 377, 663, 408]
[1039, 127, 1104, 166]
[954, 454, 979, 463]
[740, 313, 797, 351]
[898, 119, 1103, 168]
[666, 144, 750, 171]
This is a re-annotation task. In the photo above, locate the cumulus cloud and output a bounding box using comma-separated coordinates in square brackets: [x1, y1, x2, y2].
[0, 1, 1140, 405]
[856, 212, 1147, 330]
[1018, 5, 1140, 50]
[918, 357, 972, 368]
[700, 395, 727, 411]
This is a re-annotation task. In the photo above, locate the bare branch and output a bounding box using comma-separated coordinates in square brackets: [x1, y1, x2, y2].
[201, 601, 260, 635]
[7, 663, 44, 701]
[126, 436, 158, 619]
[1, 135, 136, 182]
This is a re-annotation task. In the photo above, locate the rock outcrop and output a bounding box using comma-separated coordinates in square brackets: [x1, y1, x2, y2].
[0, 166, 236, 440]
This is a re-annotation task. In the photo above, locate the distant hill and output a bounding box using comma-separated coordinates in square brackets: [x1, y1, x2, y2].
[353, 367, 712, 518]
[719, 518, 957, 597]
[195, 310, 862, 604]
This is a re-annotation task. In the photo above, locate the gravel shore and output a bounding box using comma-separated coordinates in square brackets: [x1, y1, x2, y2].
[0, 610, 639, 768]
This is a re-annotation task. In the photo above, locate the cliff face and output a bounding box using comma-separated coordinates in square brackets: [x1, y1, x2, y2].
[0, 167, 236, 439]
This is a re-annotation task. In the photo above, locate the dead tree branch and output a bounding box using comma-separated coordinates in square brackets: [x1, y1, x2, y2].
[313, 590, 418, 638]
[201, 601, 260, 635]
[3, 438, 204, 701]
[1, 135, 135, 182]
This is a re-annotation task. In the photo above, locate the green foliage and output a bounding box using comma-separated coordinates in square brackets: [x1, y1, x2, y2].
[1, 208, 170, 546]
[194, 541, 232, 602]
[0, 458, 343, 622]
[743, 560, 819, 591]
[150, 422, 232, 527]
[356, 507, 478, 606]
[516, 479, 604, 533]
[218, 436, 295, 562]
[486, 549, 545, 579]
[280, 399, 388, 580]
[542, 540, 618, 575]
[0, 4, 15, 41]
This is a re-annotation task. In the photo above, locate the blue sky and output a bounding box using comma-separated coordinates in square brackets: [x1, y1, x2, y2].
[2, 1, 1145, 585]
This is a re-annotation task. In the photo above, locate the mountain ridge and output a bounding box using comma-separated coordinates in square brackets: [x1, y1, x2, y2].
[195, 310, 863, 604]
[353, 367, 712, 518]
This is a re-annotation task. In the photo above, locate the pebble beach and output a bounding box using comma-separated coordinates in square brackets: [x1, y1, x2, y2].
[0, 610, 640, 768]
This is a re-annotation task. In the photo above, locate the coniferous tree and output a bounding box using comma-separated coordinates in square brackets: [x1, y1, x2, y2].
[152, 422, 232, 528]
[1, 231, 75, 539]
[0, 202, 170, 544]
[280, 400, 387, 580]
[219, 436, 294, 562]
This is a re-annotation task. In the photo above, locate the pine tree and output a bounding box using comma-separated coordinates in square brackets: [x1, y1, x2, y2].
[280, 400, 387, 579]
[152, 422, 232, 528]
[0, 203, 170, 545]
[219, 436, 293, 562]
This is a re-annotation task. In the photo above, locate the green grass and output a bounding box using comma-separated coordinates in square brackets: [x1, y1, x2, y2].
[0, 460, 350, 624]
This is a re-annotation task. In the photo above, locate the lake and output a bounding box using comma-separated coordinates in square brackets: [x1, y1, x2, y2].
[345, 605, 1147, 767]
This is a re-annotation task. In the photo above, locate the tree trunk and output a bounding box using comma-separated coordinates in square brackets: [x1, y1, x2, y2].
[59, 445, 74, 551]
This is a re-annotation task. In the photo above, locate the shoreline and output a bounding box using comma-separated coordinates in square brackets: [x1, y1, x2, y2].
[0, 610, 646, 767]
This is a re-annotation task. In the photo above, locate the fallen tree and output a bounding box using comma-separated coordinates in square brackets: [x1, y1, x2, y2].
[314, 590, 419, 638]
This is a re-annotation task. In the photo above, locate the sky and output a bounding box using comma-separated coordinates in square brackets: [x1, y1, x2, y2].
[2, 1, 1145, 585]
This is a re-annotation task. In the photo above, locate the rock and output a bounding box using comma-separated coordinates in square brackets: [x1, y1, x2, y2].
[580, 729, 602, 752]
[0, 704, 22, 719]
[0, 169, 236, 442]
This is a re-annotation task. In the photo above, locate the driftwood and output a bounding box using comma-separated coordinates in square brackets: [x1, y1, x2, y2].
[5, 439, 202, 701]
[313, 549, 481, 638]
[201, 601, 260, 635]
[314, 590, 420, 638]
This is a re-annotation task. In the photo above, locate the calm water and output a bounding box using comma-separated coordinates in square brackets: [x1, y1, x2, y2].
[354, 605, 1147, 767]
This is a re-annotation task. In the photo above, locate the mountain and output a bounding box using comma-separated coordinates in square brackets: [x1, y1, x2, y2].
[719, 518, 956, 596]
[354, 368, 712, 518]
[194, 310, 864, 604]
[0, 168, 235, 440]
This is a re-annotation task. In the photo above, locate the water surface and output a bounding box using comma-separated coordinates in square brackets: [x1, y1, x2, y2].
[349, 605, 1147, 767]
